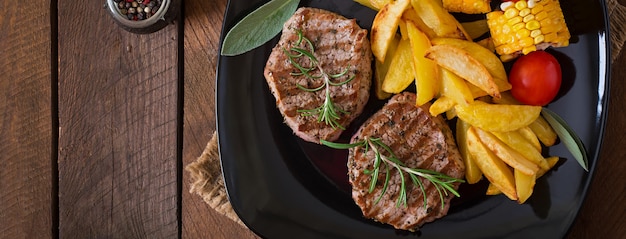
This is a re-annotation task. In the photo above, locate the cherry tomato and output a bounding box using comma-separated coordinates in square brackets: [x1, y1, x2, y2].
[508, 51, 562, 106]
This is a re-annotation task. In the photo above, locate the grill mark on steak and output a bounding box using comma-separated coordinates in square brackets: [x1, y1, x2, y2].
[264, 7, 372, 143]
[348, 92, 465, 231]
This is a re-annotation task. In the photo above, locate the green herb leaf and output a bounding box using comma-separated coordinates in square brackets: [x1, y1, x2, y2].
[541, 108, 589, 171]
[220, 0, 300, 56]
[321, 137, 464, 208]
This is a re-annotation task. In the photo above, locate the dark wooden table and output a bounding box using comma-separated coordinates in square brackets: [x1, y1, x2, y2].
[1, 0, 624, 238]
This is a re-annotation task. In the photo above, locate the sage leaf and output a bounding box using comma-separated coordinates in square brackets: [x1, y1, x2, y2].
[220, 0, 300, 56]
[541, 108, 589, 171]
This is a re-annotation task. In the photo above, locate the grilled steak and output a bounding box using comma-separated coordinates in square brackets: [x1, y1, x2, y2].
[264, 7, 372, 143]
[348, 92, 465, 231]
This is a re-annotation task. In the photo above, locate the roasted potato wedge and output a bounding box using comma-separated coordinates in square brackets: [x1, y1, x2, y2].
[410, 0, 467, 39]
[402, 8, 438, 39]
[381, 38, 414, 93]
[406, 21, 439, 106]
[354, 0, 378, 10]
[492, 130, 550, 170]
[374, 34, 400, 99]
[429, 96, 456, 117]
[474, 127, 540, 176]
[467, 127, 517, 200]
[371, 0, 411, 62]
[455, 102, 542, 132]
[430, 37, 509, 88]
[518, 126, 542, 151]
[440, 68, 473, 106]
[457, 119, 482, 184]
[514, 169, 536, 204]
[529, 116, 558, 146]
[425, 45, 501, 98]
[460, 19, 490, 39]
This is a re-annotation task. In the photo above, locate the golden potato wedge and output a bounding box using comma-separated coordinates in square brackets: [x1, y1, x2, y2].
[460, 19, 490, 39]
[518, 126, 542, 151]
[476, 37, 496, 52]
[492, 90, 521, 105]
[425, 45, 501, 98]
[486, 183, 502, 195]
[467, 127, 517, 200]
[515, 169, 536, 204]
[430, 37, 509, 87]
[440, 68, 473, 106]
[374, 34, 400, 99]
[429, 96, 455, 116]
[473, 127, 539, 176]
[399, 20, 409, 40]
[529, 116, 558, 146]
[371, 0, 411, 62]
[381, 39, 414, 93]
[457, 119, 482, 184]
[354, 0, 378, 10]
[537, 156, 560, 177]
[455, 102, 542, 132]
[402, 8, 437, 39]
[405, 21, 439, 106]
[445, 107, 457, 120]
[411, 0, 466, 39]
[493, 157, 558, 197]
[443, 0, 491, 14]
[492, 130, 550, 170]
[370, 0, 392, 10]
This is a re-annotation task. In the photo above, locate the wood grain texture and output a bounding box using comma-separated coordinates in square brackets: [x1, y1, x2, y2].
[56, 1, 180, 238]
[181, 0, 260, 237]
[0, 1, 54, 238]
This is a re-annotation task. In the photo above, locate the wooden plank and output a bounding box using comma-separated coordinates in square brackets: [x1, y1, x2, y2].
[0, 1, 54, 238]
[181, 0, 259, 237]
[57, 1, 181, 238]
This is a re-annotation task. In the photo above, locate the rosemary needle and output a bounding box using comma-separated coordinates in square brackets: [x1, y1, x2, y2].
[283, 30, 355, 130]
[321, 137, 464, 209]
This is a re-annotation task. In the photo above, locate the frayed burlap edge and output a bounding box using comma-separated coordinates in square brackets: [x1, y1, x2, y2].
[185, 132, 246, 227]
[609, 0, 626, 63]
[188, 1, 626, 229]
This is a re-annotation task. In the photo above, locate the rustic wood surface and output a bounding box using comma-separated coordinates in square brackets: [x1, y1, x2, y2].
[0, 0, 624, 238]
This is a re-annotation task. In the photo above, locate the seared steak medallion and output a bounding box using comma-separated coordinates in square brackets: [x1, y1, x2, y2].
[264, 7, 372, 143]
[348, 92, 465, 231]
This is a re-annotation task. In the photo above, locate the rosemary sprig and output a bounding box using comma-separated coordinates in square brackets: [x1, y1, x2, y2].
[284, 29, 355, 130]
[321, 137, 465, 209]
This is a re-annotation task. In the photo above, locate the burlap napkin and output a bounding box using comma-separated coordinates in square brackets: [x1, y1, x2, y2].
[186, 0, 626, 229]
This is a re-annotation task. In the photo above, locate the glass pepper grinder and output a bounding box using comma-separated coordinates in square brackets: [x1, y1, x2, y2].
[106, 0, 179, 34]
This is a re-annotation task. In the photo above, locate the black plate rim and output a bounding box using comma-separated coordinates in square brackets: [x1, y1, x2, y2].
[215, 0, 611, 238]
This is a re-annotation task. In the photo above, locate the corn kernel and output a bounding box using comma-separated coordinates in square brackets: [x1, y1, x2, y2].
[508, 16, 523, 25]
[520, 37, 534, 47]
[523, 14, 535, 22]
[527, 0, 537, 8]
[516, 28, 531, 38]
[505, 8, 519, 18]
[512, 22, 526, 31]
[519, 8, 531, 17]
[531, 4, 543, 13]
[500, 1, 514, 11]
[530, 29, 542, 37]
[535, 11, 548, 21]
[545, 32, 557, 42]
[522, 45, 537, 55]
[515, 0, 528, 10]
[526, 20, 541, 30]
[534, 35, 545, 44]
[500, 54, 517, 62]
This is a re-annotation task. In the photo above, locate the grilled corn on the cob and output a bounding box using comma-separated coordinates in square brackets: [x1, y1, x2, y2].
[487, 0, 570, 61]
